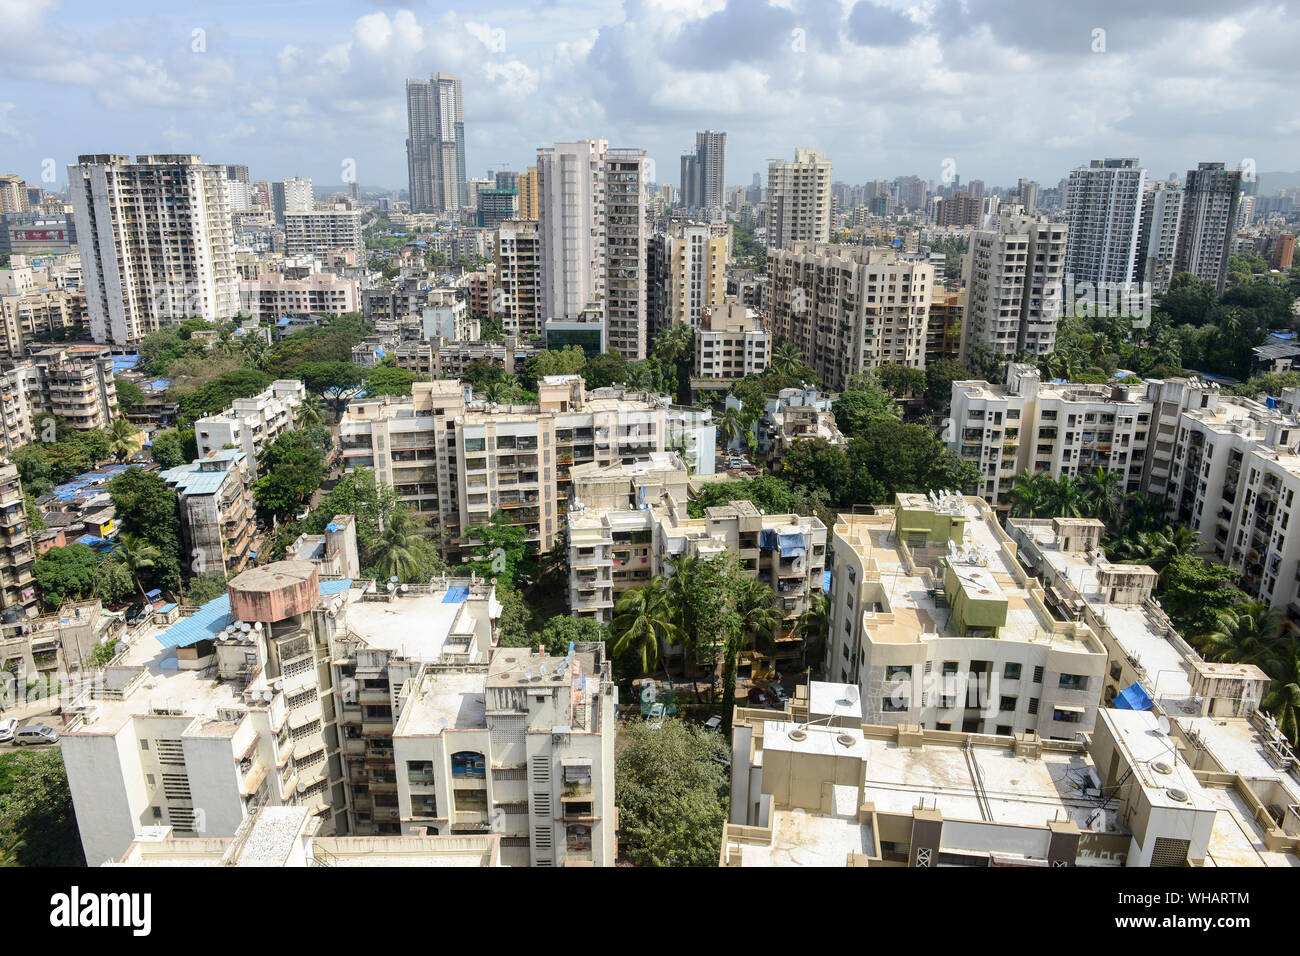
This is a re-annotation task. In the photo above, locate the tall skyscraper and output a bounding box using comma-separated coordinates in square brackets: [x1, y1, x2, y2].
[647, 222, 727, 338]
[537, 140, 648, 359]
[1063, 158, 1146, 287]
[69, 154, 238, 344]
[518, 167, 539, 220]
[1135, 181, 1183, 293]
[961, 214, 1068, 364]
[405, 73, 466, 214]
[0, 175, 29, 214]
[766, 148, 831, 249]
[1174, 162, 1242, 294]
[679, 130, 727, 216]
[271, 177, 313, 225]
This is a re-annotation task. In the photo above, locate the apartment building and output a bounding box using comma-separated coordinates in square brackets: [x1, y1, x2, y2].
[755, 385, 845, 466]
[766, 148, 832, 249]
[495, 219, 542, 336]
[925, 289, 964, 365]
[934, 192, 981, 228]
[392, 640, 617, 866]
[693, 300, 769, 382]
[0, 462, 37, 617]
[826, 495, 1108, 738]
[0, 175, 29, 214]
[193, 379, 306, 475]
[1136, 181, 1184, 293]
[654, 221, 727, 333]
[949, 364, 1155, 508]
[112, 805, 502, 866]
[722, 684, 1298, 866]
[17, 345, 120, 431]
[69, 154, 239, 344]
[0, 599, 120, 686]
[768, 243, 933, 389]
[1063, 158, 1147, 287]
[283, 209, 364, 262]
[537, 140, 649, 359]
[566, 454, 825, 671]
[239, 271, 359, 322]
[339, 376, 715, 555]
[0, 287, 82, 357]
[405, 73, 466, 213]
[680, 130, 727, 215]
[960, 214, 1067, 364]
[60, 560, 357, 865]
[271, 177, 314, 225]
[160, 450, 257, 578]
[1175, 162, 1243, 293]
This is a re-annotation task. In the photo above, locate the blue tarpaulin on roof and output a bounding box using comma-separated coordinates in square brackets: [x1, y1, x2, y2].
[759, 529, 807, 557]
[155, 580, 353, 649]
[443, 587, 469, 604]
[1114, 683, 1154, 711]
[325, 523, 341, 533]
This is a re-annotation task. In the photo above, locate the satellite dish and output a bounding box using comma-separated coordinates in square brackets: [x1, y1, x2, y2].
[1155, 715, 1171, 736]
[253, 622, 263, 632]
[387, 582, 396, 592]
[540, 664, 549, 676]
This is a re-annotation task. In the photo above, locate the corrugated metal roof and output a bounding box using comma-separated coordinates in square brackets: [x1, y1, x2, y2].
[155, 579, 355, 649]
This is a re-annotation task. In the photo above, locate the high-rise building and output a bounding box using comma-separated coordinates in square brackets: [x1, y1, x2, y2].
[960, 214, 1067, 364]
[1135, 181, 1183, 293]
[935, 192, 981, 228]
[271, 177, 313, 225]
[69, 154, 239, 344]
[659, 221, 726, 332]
[1016, 178, 1039, 215]
[766, 149, 831, 249]
[1175, 162, 1242, 293]
[537, 140, 648, 359]
[405, 73, 467, 214]
[224, 164, 250, 184]
[1063, 158, 1146, 287]
[680, 130, 727, 215]
[477, 189, 518, 229]
[0, 175, 30, 214]
[282, 209, 363, 261]
[518, 167, 539, 220]
[495, 219, 542, 336]
[0, 462, 36, 618]
[768, 243, 933, 389]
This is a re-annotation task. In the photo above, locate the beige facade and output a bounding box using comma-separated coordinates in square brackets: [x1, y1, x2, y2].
[160, 450, 257, 578]
[495, 219, 541, 336]
[665, 221, 727, 330]
[194, 379, 305, 476]
[340, 376, 715, 555]
[282, 209, 364, 262]
[827, 495, 1108, 739]
[0, 462, 38, 617]
[693, 300, 769, 382]
[239, 272, 359, 322]
[769, 243, 933, 389]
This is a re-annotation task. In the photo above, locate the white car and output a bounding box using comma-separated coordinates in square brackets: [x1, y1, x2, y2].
[0, 717, 18, 743]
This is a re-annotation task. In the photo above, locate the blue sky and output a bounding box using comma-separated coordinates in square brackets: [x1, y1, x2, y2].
[2, 0, 1297, 194]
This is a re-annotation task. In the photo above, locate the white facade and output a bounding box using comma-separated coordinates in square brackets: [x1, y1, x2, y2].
[283, 210, 364, 262]
[1063, 158, 1146, 287]
[69, 154, 239, 344]
[766, 148, 831, 249]
[960, 214, 1067, 363]
[194, 379, 306, 475]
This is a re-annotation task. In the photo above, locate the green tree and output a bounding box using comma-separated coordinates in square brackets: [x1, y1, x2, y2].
[106, 418, 141, 461]
[614, 718, 729, 867]
[114, 533, 162, 602]
[108, 468, 181, 588]
[611, 577, 683, 674]
[113, 378, 145, 412]
[833, 380, 900, 438]
[254, 428, 328, 520]
[0, 750, 85, 866]
[873, 363, 926, 399]
[366, 508, 426, 583]
[149, 428, 187, 469]
[533, 615, 610, 656]
[92, 556, 137, 607]
[779, 438, 850, 502]
[296, 361, 367, 417]
[32, 544, 99, 608]
[925, 358, 970, 415]
[464, 511, 532, 591]
[183, 573, 228, 607]
[365, 362, 419, 397]
[523, 346, 586, 390]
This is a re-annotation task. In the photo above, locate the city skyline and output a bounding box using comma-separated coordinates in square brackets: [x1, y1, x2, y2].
[1, 1, 1298, 192]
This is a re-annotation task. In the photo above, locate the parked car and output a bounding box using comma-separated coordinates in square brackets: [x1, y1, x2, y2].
[747, 686, 768, 706]
[125, 603, 147, 624]
[0, 717, 17, 742]
[12, 725, 58, 746]
[768, 683, 789, 704]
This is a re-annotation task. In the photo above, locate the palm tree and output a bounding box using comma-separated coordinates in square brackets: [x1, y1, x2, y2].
[1008, 472, 1049, 518]
[1079, 467, 1122, 524]
[653, 323, 694, 366]
[1043, 474, 1087, 518]
[115, 533, 161, 603]
[482, 381, 515, 405]
[1197, 601, 1290, 666]
[717, 405, 745, 450]
[611, 577, 683, 675]
[370, 508, 424, 582]
[794, 593, 829, 674]
[0, 833, 24, 867]
[1261, 637, 1300, 744]
[297, 393, 326, 429]
[107, 418, 142, 462]
[1117, 491, 1172, 539]
[1120, 526, 1198, 581]
[770, 341, 802, 376]
[721, 579, 781, 726]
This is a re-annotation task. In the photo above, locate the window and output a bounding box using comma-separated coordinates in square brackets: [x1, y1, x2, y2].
[885, 665, 912, 682]
[1053, 707, 1083, 723]
[1032, 666, 1044, 684]
[941, 661, 959, 677]
[1058, 673, 1089, 692]
[140, 739, 149, 750]
[1003, 663, 1021, 681]
[152, 807, 162, 819]
[996, 725, 1012, 736]
[999, 696, 1017, 712]
[1028, 697, 1039, 715]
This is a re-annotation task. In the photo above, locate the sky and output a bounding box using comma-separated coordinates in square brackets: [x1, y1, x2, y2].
[1, 0, 1297, 195]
